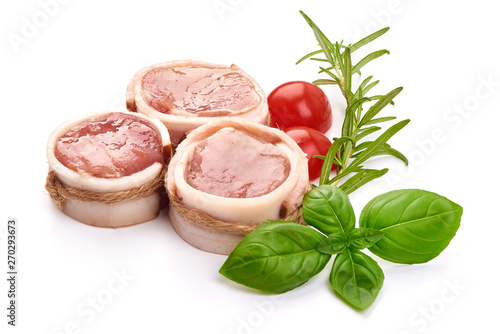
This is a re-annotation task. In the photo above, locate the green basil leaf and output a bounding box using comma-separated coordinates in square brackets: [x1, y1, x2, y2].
[348, 228, 385, 250]
[316, 232, 347, 255]
[219, 221, 331, 294]
[330, 249, 384, 310]
[302, 185, 355, 235]
[360, 189, 463, 264]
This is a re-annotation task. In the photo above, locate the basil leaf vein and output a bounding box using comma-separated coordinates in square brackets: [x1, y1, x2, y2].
[302, 185, 356, 235]
[330, 249, 384, 310]
[360, 189, 462, 264]
[219, 221, 331, 294]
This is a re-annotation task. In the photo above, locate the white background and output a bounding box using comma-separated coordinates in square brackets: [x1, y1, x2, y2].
[1, 0, 499, 333]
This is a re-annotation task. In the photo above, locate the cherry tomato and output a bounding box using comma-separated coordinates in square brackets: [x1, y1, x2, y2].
[268, 81, 332, 133]
[284, 126, 333, 181]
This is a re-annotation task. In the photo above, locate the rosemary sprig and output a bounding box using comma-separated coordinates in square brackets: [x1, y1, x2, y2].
[298, 11, 410, 194]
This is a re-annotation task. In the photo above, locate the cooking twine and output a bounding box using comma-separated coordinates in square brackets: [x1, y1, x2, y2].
[168, 188, 305, 236]
[45, 167, 166, 209]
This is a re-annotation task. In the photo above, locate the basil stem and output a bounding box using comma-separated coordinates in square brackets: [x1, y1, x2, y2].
[316, 232, 347, 255]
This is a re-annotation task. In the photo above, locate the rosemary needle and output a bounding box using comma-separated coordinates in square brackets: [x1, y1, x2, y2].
[298, 11, 410, 194]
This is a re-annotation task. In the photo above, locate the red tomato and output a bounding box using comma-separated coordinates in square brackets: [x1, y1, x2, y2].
[284, 126, 333, 181]
[268, 81, 332, 133]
